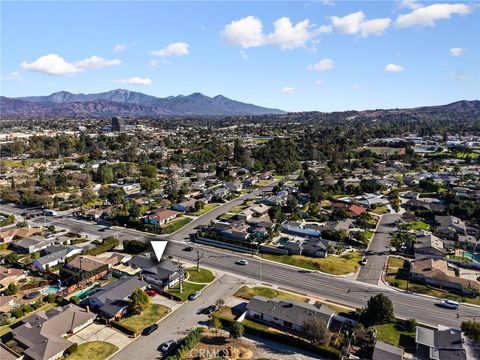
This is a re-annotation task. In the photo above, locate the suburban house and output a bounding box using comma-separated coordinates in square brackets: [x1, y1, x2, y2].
[410, 257, 480, 295]
[354, 193, 389, 208]
[143, 209, 179, 226]
[281, 221, 322, 238]
[172, 199, 196, 213]
[372, 340, 404, 360]
[88, 276, 148, 320]
[0, 295, 16, 314]
[282, 241, 303, 255]
[301, 238, 329, 258]
[331, 202, 367, 217]
[415, 325, 466, 360]
[11, 304, 96, 360]
[32, 246, 82, 270]
[12, 236, 57, 254]
[435, 216, 467, 237]
[246, 296, 334, 333]
[0, 227, 43, 244]
[414, 234, 447, 258]
[127, 255, 182, 290]
[405, 199, 446, 214]
[60, 255, 109, 289]
[224, 181, 243, 192]
[0, 266, 25, 288]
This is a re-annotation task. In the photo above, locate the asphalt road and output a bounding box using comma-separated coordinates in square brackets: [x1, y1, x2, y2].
[357, 214, 401, 285]
[1, 200, 479, 328]
[112, 274, 240, 360]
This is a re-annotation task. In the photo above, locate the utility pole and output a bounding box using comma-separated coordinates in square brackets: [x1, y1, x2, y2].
[195, 248, 203, 272]
[177, 260, 184, 293]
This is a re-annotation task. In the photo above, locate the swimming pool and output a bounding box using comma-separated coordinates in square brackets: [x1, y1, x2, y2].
[463, 251, 480, 263]
[42, 286, 60, 294]
[73, 284, 100, 300]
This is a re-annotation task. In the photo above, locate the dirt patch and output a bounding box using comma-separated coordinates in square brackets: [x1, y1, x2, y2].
[184, 330, 254, 360]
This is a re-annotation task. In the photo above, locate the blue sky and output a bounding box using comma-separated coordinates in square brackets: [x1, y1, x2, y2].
[1, 0, 479, 111]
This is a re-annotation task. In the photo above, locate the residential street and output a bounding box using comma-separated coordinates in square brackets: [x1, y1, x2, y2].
[111, 274, 240, 360]
[357, 214, 401, 285]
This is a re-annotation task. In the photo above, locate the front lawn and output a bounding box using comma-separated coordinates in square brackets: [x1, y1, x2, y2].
[373, 322, 416, 353]
[118, 304, 170, 333]
[261, 251, 362, 275]
[190, 204, 219, 216]
[65, 341, 118, 360]
[161, 216, 192, 234]
[372, 206, 389, 215]
[186, 267, 215, 283]
[166, 281, 205, 302]
[234, 286, 307, 302]
[408, 220, 429, 230]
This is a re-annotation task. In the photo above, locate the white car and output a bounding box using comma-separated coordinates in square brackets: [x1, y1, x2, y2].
[160, 339, 177, 353]
[236, 259, 249, 265]
[360, 257, 368, 266]
[439, 299, 459, 310]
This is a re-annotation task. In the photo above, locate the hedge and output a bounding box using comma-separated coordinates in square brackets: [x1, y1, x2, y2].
[214, 315, 342, 360]
[111, 321, 138, 337]
[164, 328, 203, 360]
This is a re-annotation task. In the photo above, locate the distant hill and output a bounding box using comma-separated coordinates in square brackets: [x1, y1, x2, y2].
[0, 89, 285, 118]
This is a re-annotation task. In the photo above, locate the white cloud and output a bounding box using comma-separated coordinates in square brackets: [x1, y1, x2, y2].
[149, 59, 159, 67]
[331, 11, 365, 34]
[315, 80, 324, 86]
[151, 42, 189, 57]
[21, 54, 82, 75]
[385, 63, 405, 72]
[114, 77, 152, 85]
[281, 86, 295, 94]
[320, 0, 335, 6]
[113, 44, 127, 52]
[451, 72, 469, 81]
[75, 56, 121, 69]
[21, 54, 120, 76]
[1, 71, 24, 82]
[221, 16, 265, 48]
[267, 17, 311, 50]
[398, 0, 421, 10]
[450, 47, 465, 56]
[361, 18, 392, 37]
[307, 58, 335, 71]
[396, 3, 471, 28]
[240, 50, 248, 60]
[330, 11, 391, 37]
[221, 16, 323, 50]
[351, 84, 361, 90]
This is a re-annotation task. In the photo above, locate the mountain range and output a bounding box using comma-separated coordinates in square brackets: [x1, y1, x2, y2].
[0, 89, 478, 119]
[0, 89, 284, 118]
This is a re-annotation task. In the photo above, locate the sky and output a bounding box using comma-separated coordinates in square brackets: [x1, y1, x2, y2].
[1, 0, 479, 112]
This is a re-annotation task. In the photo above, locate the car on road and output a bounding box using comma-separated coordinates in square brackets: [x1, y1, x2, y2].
[438, 299, 459, 310]
[142, 324, 158, 335]
[235, 259, 248, 265]
[188, 291, 202, 301]
[159, 339, 177, 354]
[183, 246, 193, 252]
[198, 305, 218, 315]
[360, 257, 368, 266]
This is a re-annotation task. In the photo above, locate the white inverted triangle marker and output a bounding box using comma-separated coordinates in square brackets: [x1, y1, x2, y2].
[151, 241, 168, 262]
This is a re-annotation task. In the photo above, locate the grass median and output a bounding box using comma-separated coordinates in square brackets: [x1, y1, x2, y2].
[186, 267, 215, 283]
[166, 281, 205, 302]
[234, 286, 307, 302]
[190, 204, 219, 216]
[260, 251, 362, 275]
[161, 216, 192, 234]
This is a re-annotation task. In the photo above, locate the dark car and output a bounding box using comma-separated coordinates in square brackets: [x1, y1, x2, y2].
[142, 324, 158, 336]
[183, 246, 193, 252]
[199, 305, 218, 315]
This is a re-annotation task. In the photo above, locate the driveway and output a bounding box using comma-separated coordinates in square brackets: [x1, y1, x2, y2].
[356, 214, 400, 285]
[69, 322, 133, 350]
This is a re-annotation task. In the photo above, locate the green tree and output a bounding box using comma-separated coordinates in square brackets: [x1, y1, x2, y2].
[363, 294, 395, 326]
[230, 322, 244, 339]
[210, 316, 222, 335]
[4, 253, 19, 265]
[301, 317, 328, 344]
[5, 282, 19, 295]
[129, 288, 150, 314]
[461, 320, 480, 342]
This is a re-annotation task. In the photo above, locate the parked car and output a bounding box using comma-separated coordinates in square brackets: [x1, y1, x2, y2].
[146, 289, 158, 297]
[360, 257, 368, 266]
[183, 246, 193, 252]
[199, 305, 218, 315]
[235, 259, 248, 265]
[159, 339, 177, 354]
[188, 291, 202, 301]
[142, 324, 158, 335]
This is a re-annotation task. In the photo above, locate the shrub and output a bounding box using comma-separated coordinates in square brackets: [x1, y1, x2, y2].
[11, 308, 24, 319]
[70, 296, 81, 305]
[64, 343, 78, 356]
[405, 319, 418, 332]
[164, 328, 203, 360]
